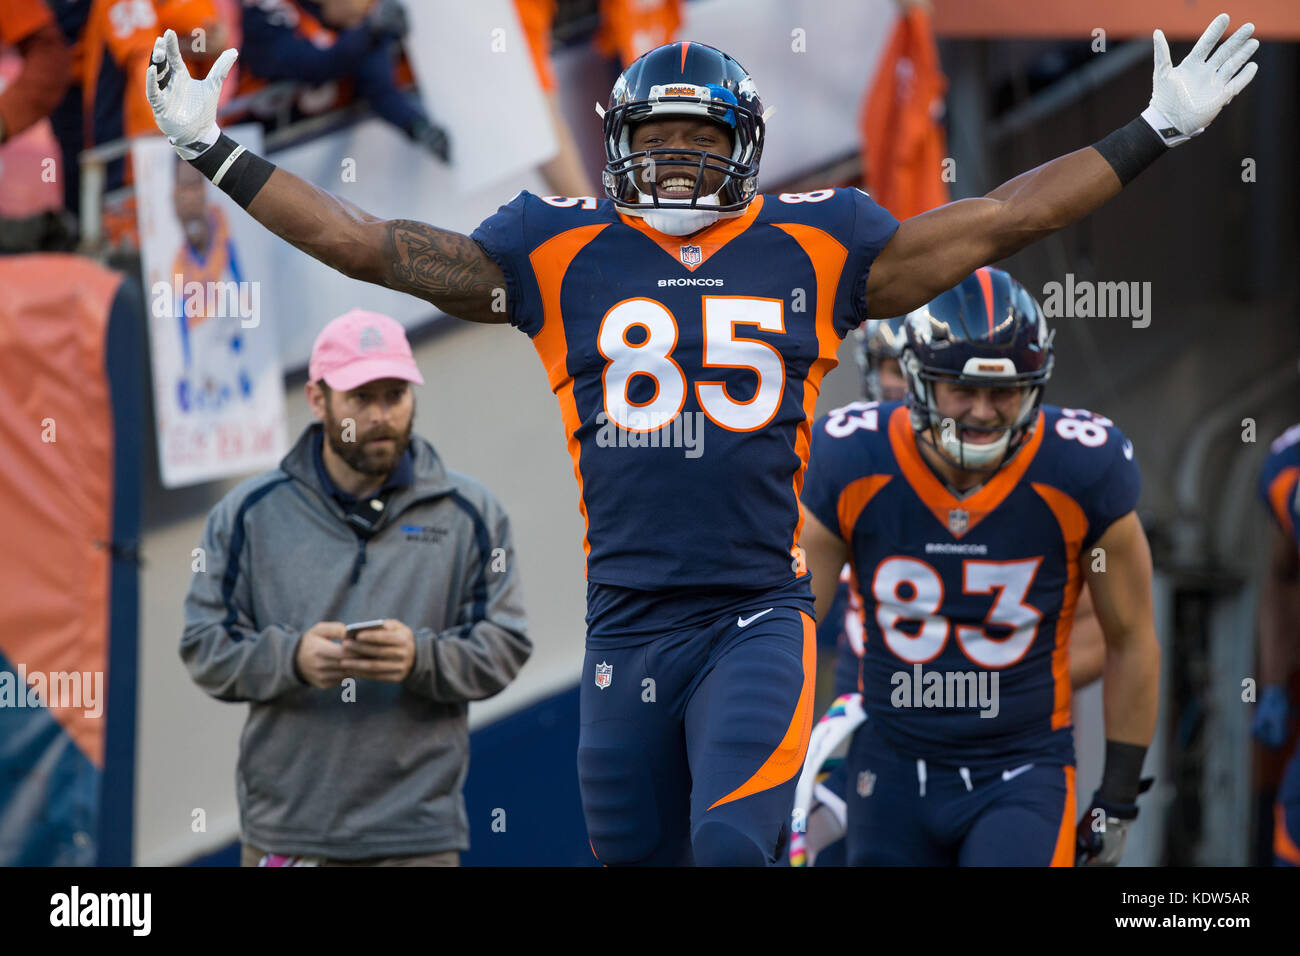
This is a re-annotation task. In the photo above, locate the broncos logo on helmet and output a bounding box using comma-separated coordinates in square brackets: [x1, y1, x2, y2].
[598, 41, 767, 235]
[900, 267, 1055, 472]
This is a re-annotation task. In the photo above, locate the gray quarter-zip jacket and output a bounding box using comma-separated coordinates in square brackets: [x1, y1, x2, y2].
[180, 423, 531, 859]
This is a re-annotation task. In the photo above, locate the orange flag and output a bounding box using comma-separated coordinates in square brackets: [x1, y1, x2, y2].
[861, 4, 952, 220]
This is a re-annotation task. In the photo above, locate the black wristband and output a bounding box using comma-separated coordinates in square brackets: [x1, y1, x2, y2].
[1098, 739, 1147, 805]
[189, 133, 275, 209]
[1093, 116, 1167, 187]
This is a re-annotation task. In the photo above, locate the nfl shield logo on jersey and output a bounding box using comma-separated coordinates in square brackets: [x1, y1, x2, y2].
[679, 245, 702, 266]
[595, 661, 613, 690]
[857, 770, 876, 798]
[948, 508, 969, 536]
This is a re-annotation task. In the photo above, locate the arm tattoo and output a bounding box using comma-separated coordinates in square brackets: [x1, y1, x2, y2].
[383, 220, 501, 306]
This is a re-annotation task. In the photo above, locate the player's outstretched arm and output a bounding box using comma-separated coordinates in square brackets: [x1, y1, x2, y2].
[144, 30, 506, 324]
[241, 170, 506, 322]
[865, 13, 1258, 319]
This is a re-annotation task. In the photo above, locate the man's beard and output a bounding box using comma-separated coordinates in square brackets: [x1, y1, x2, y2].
[323, 404, 414, 476]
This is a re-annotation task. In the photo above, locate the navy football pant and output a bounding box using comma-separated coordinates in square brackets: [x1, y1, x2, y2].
[1274, 743, 1300, 866]
[578, 607, 815, 866]
[844, 720, 1076, 866]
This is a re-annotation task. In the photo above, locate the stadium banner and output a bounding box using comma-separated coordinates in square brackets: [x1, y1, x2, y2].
[133, 124, 289, 489]
[933, 0, 1300, 40]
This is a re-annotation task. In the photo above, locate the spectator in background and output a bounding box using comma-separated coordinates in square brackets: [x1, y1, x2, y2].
[238, 0, 450, 160]
[156, 0, 242, 93]
[42, 0, 233, 223]
[0, 0, 73, 247]
[0, 0, 69, 146]
[181, 310, 531, 867]
[514, 0, 594, 197]
[78, 0, 163, 191]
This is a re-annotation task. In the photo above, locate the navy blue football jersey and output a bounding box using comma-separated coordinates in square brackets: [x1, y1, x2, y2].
[800, 401, 1141, 768]
[1259, 423, 1300, 557]
[471, 189, 899, 591]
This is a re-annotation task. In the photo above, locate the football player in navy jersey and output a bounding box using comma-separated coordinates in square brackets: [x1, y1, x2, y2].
[146, 18, 1255, 864]
[1254, 424, 1300, 866]
[797, 306, 1108, 867]
[797, 268, 1159, 866]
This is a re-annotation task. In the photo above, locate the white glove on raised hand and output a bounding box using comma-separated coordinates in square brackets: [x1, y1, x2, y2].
[1142, 13, 1259, 147]
[145, 29, 238, 160]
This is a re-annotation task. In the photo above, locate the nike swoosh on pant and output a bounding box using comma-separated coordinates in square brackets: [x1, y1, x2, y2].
[737, 608, 775, 628]
[1001, 763, 1034, 782]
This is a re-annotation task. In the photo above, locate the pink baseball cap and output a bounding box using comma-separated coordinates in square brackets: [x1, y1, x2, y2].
[309, 309, 425, 391]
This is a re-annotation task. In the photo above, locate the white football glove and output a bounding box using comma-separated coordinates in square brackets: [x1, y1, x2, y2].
[145, 29, 238, 161]
[1142, 13, 1259, 147]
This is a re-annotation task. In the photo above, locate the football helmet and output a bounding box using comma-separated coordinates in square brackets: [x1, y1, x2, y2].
[600, 41, 766, 235]
[854, 315, 909, 402]
[900, 267, 1054, 472]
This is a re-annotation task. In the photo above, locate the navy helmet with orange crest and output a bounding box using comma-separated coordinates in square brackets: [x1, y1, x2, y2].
[599, 40, 766, 230]
[900, 267, 1055, 472]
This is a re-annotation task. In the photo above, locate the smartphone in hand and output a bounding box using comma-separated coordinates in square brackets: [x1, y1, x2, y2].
[344, 619, 386, 638]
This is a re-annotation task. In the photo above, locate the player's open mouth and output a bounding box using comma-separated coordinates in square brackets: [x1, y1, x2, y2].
[657, 176, 698, 196]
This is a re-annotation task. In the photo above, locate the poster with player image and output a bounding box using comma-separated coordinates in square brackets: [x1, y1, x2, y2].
[133, 124, 288, 488]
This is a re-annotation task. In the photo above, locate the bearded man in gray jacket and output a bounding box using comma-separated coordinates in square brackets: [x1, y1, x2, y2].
[181, 309, 531, 867]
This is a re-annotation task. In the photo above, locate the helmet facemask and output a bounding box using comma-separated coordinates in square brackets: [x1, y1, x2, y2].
[601, 64, 765, 235]
[903, 350, 1053, 475]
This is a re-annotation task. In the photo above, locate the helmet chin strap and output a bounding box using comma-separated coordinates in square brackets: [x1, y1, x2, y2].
[936, 424, 1012, 469]
[928, 387, 1040, 472]
[626, 188, 729, 236]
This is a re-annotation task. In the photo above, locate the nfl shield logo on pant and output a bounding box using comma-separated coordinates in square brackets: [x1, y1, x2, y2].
[595, 661, 613, 690]
[857, 770, 876, 798]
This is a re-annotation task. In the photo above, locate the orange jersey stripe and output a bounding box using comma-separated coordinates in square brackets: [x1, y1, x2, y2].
[1275, 802, 1300, 865]
[770, 222, 849, 562]
[888, 405, 1045, 537]
[1050, 765, 1078, 866]
[707, 611, 817, 811]
[528, 224, 611, 566]
[836, 474, 892, 543]
[1267, 465, 1299, 538]
[1031, 482, 1088, 731]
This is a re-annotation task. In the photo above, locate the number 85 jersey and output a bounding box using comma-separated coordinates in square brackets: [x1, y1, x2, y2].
[800, 401, 1141, 768]
[471, 188, 899, 592]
